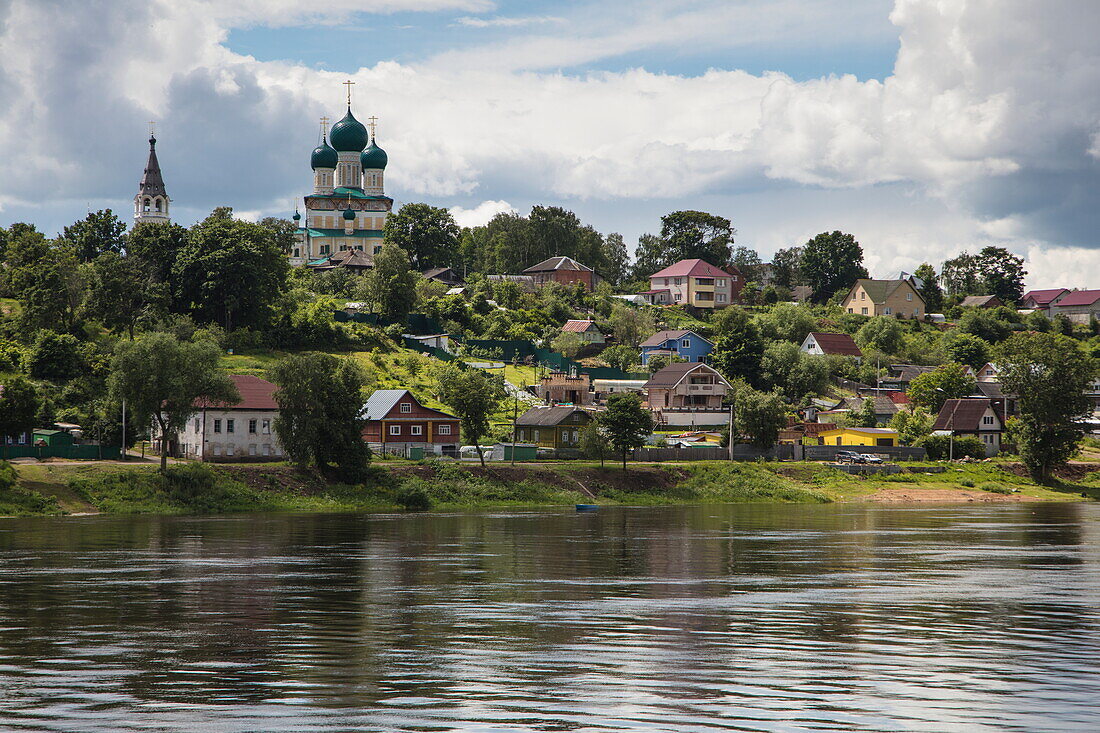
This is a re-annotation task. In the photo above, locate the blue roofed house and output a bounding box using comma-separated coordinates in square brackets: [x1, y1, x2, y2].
[639, 329, 714, 366]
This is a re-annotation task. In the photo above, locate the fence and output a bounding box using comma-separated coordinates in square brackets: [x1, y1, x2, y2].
[804, 445, 927, 461]
[632, 444, 797, 462]
[0, 444, 122, 461]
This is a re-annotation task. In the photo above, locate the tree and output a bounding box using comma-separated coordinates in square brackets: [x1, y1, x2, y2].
[23, 331, 85, 381]
[383, 203, 460, 270]
[85, 252, 168, 338]
[709, 307, 765, 385]
[631, 233, 668, 279]
[756, 302, 817, 343]
[801, 231, 868, 303]
[436, 365, 508, 467]
[579, 418, 610, 468]
[107, 333, 239, 471]
[601, 344, 638, 372]
[551, 331, 584, 359]
[126, 221, 189, 286]
[958, 309, 1013, 343]
[851, 396, 879, 428]
[856, 317, 905, 354]
[62, 209, 127, 263]
[659, 210, 734, 267]
[997, 332, 1095, 482]
[600, 232, 630, 284]
[913, 263, 943, 313]
[6, 228, 85, 334]
[975, 246, 1026, 304]
[173, 208, 289, 331]
[270, 353, 371, 481]
[906, 363, 976, 412]
[359, 242, 418, 322]
[730, 246, 762, 282]
[601, 392, 653, 470]
[941, 332, 990, 369]
[730, 383, 787, 450]
[758, 341, 829, 401]
[0, 377, 38, 447]
[608, 304, 656, 347]
[258, 217, 299, 255]
[771, 246, 804, 289]
[888, 407, 934, 445]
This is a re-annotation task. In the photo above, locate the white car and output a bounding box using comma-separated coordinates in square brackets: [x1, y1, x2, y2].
[860, 454, 884, 464]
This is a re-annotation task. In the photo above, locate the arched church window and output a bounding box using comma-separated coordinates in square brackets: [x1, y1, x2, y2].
[154, 199, 162, 211]
[143, 198, 151, 211]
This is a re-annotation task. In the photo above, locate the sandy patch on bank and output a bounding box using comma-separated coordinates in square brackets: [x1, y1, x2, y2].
[859, 488, 1039, 503]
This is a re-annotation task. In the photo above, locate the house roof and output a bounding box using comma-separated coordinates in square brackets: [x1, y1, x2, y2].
[645, 362, 729, 389]
[640, 329, 713, 348]
[1053, 289, 1100, 307]
[516, 405, 592, 426]
[522, 256, 594, 274]
[562, 319, 598, 333]
[850, 278, 922, 305]
[806, 331, 862, 356]
[933, 398, 998, 431]
[649, 258, 730, 279]
[961, 295, 1002, 307]
[640, 289, 670, 295]
[819, 427, 898, 435]
[360, 389, 457, 421]
[1022, 288, 1068, 306]
[194, 375, 278, 410]
[839, 395, 899, 415]
[887, 364, 938, 382]
[422, 267, 463, 283]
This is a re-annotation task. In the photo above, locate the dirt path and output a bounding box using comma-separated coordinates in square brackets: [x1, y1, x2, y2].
[859, 488, 1039, 503]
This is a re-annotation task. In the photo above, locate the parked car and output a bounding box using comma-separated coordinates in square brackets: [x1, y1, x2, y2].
[860, 454, 884, 464]
[835, 450, 864, 464]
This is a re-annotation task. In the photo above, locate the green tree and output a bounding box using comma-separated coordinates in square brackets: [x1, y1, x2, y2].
[631, 233, 667, 279]
[551, 331, 585, 359]
[601, 344, 638, 372]
[258, 216, 298, 255]
[126, 221, 189, 286]
[997, 332, 1095, 482]
[906, 363, 976, 412]
[657, 210, 734, 268]
[856, 317, 905, 354]
[913, 263, 943, 313]
[383, 203, 460, 270]
[62, 209, 127, 263]
[771, 246, 804, 289]
[436, 365, 508, 467]
[975, 246, 1026, 304]
[709, 307, 765, 385]
[23, 332, 85, 381]
[0, 376, 38, 446]
[173, 208, 289, 331]
[758, 341, 829, 401]
[601, 392, 653, 469]
[730, 246, 762, 282]
[888, 406, 935, 445]
[107, 333, 239, 471]
[608, 304, 656, 347]
[941, 331, 990, 369]
[801, 231, 868, 303]
[359, 242, 418, 322]
[851, 396, 879, 428]
[7, 228, 84, 333]
[958, 308, 1013, 343]
[579, 418, 610, 467]
[85, 252, 168, 338]
[271, 353, 371, 481]
[756, 302, 817, 343]
[600, 232, 630, 284]
[730, 382, 788, 450]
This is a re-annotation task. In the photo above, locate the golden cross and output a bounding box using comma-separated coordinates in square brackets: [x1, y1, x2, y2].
[320, 116, 330, 137]
[148, 120, 156, 137]
[367, 115, 378, 139]
[343, 79, 355, 106]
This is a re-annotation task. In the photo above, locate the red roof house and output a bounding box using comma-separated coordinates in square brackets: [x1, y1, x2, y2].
[646, 259, 743, 308]
[360, 389, 461, 457]
[168, 375, 283, 463]
[800, 332, 863, 360]
[1021, 288, 1069, 311]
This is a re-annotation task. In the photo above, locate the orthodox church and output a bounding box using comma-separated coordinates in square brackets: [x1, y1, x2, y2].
[289, 93, 391, 267]
[134, 130, 170, 225]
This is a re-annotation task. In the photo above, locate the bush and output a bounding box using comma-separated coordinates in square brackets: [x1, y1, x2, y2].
[395, 480, 433, 511]
[918, 434, 986, 460]
[71, 464, 275, 514]
[0, 461, 61, 515]
[23, 331, 84, 381]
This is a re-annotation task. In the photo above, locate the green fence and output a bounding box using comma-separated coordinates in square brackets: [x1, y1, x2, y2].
[0, 444, 122, 460]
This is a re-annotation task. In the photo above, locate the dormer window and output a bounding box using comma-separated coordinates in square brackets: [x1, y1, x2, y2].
[400, 402, 412, 413]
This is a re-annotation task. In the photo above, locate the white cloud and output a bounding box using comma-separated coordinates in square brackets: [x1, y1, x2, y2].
[448, 200, 515, 227]
[454, 15, 563, 29]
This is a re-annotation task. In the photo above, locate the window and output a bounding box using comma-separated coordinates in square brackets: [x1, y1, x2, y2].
[194, 418, 200, 433]
[400, 403, 412, 413]
[983, 415, 994, 425]
[682, 339, 691, 349]
[389, 425, 401, 436]
[696, 278, 713, 286]
[907, 293, 913, 301]
[213, 444, 221, 456]
[674, 277, 682, 286]
[848, 308, 853, 314]
[214, 419, 222, 433]
[861, 307, 868, 315]
[730, 275, 738, 282]
[227, 443, 235, 456]
[262, 444, 271, 456]
[249, 444, 257, 456]
[262, 420, 270, 434]
[438, 424, 452, 435]
[884, 307, 892, 315]
[226, 419, 235, 434]
[411, 425, 423, 436]
[249, 419, 257, 434]
[717, 293, 727, 303]
[717, 279, 727, 287]
[293, 248, 300, 258]
[860, 292, 866, 300]
[533, 430, 540, 442]
[664, 278, 670, 286]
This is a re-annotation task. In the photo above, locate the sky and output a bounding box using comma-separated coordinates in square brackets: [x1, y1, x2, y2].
[0, 0, 1098, 288]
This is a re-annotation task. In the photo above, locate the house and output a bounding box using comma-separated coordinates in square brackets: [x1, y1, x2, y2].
[538, 372, 593, 405]
[976, 362, 1001, 382]
[592, 379, 648, 400]
[961, 294, 1005, 309]
[522, 256, 600, 289]
[818, 395, 899, 426]
[1048, 290, 1100, 324]
[645, 362, 731, 426]
[647, 259, 742, 309]
[561, 319, 605, 344]
[422, 267, 465, 287]
[817, 427, 899, 447]
[486, 274, 537, 290]
[778, 422, 838, 444]
[933, 398, 1003, 456]
[878, 364, 938, 391]
[1021, 288, 1069, 313]
[360, 389, 461, 457]
[791, 285, 814, 302]
[638, 288, 672, 305]
[305, 248, 374, 272]
[842, 278, 925, 318]
[514, 406, 593, 453]
[800, 332, 863, 362]
[172, 375, 284, 462]
[639, 329, 714, 366]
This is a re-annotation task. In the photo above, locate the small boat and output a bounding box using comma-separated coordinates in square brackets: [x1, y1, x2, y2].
[575, 504, 600, 512]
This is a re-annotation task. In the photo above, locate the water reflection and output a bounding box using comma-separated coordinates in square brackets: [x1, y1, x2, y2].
[0, 504, 1098, 731]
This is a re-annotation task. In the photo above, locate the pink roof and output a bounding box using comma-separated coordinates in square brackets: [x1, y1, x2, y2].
[194, 375, 278, 410]
[562, 319, 597, 332]
[649, 259, 730, 279]
[1022, 288, 1069, 305]
[1052, 289, 1100, 307]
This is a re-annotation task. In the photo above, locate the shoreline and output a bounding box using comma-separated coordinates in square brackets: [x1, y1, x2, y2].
[2, 459, 1097, 517]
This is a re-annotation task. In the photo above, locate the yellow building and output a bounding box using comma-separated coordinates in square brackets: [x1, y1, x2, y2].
[817, 427, 898, 447]
[842, 278, 925, 318]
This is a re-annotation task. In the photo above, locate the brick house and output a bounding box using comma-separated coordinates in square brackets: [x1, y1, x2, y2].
[537, 372, 593, 405]
[522, 256, 600, 289]
[646, 259, 742, 308]
[360, 389, 461, 457]
[172, 375, 284, 462]
[515, 406, 593, 453]
[842, 278, 925, 318]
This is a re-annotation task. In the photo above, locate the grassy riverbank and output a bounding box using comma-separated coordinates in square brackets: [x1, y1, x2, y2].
[3, 458, 1099, 517]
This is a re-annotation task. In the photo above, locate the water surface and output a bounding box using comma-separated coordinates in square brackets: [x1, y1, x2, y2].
[1, 503, 1099, 732]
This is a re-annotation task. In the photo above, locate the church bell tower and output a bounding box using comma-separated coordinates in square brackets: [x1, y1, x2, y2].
[134, 123, 170, 225]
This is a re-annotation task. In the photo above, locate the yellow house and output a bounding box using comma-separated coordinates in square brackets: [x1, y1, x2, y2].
[817, 427, 899, 447]
[842, 278, 925, 318]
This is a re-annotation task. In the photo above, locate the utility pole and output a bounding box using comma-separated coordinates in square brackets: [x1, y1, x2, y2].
[727, 400, 736, 462]
[511, 395, 518, 466]
[121, 398, 126, 462]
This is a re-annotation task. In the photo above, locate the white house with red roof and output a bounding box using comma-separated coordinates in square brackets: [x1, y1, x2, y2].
[1021, 288, 1069, 313]
[1048, 290, 1100, 323]
[800, 332, 863, 363]
[642, 259, 742, 308]
[560, 319, 604, 344]
[173, 375, 284, 462]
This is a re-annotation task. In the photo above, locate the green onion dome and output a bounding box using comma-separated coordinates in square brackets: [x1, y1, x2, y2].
[292, 210, 301, 221]
[360, 139, 388, 170]
[329, 108, 368, 152]
[310, 137, 338, 169]
[342, 207, 356, 221]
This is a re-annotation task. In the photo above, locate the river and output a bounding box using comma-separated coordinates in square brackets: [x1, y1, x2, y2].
[1, 503, 1099, 732]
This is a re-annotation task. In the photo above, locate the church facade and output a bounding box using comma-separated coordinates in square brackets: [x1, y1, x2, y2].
[289, 102, 391, 267]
